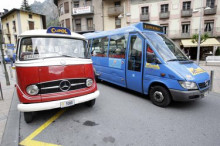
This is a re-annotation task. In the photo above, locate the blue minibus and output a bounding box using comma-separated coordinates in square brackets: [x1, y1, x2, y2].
[84, 22, 210, 107]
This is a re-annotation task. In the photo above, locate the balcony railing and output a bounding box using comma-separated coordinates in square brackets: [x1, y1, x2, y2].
[140, 13, 149, 21]
[73, 24, 95, 33]
[166, 27, 220, 39]
[204, 6, 217, 15]
[108, 6, 124, 16]
[72, 6, 94, 15]
[181, 9, 192, 17]
[159, 11, 170, 19]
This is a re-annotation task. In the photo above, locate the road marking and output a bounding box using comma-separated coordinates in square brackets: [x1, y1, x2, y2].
[19, 109, 66, 146]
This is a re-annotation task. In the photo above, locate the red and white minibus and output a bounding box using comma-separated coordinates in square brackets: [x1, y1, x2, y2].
[15, 27, 99, 123]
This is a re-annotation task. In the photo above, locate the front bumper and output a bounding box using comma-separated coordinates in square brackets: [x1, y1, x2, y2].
[18, 90, 100, 112]
[170, 88, 209, 101]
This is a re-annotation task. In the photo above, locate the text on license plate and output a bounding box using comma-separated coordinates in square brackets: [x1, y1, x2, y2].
[60, 99, 75, 108]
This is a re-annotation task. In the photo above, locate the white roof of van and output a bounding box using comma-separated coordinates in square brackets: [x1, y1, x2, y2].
[19, 29, 85, 39]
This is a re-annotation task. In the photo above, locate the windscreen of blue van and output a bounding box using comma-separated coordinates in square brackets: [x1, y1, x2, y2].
[144, 32, 188, 62]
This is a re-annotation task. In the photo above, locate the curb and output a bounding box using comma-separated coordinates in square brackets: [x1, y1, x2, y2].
[1, 90, 20, 146]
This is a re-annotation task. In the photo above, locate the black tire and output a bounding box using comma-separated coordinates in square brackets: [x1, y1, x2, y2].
[149, 86, 171, 107]
[85, 99, 96, 107]
[24, 112, 34, 123]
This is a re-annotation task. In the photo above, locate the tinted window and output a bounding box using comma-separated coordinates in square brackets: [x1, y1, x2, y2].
[109, 34, 127, 59]
[91, 37, 108, 57]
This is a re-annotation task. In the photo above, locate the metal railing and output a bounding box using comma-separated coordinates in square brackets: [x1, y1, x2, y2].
[73, 24, 95, 32]
[166, 27, 220, 39]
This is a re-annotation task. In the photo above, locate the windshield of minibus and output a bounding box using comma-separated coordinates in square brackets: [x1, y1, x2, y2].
[144, 32, 188, 62]
[19, 37, 87, 61]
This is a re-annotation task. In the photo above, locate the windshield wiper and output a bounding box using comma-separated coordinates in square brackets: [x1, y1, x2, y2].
[59, 55, 72, 58]
[167, 58, 188, 62]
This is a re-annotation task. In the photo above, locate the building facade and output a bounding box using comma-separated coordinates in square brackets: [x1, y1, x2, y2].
[54, 0, 220, 60]
[0, 8, 46, 50]
[54, 0, 103, 34]
[129, 0, 220, 59]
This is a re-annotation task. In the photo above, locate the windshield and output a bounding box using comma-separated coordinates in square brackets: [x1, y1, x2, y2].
[144, 32, 188, 62]
[19, 37, 87, 61]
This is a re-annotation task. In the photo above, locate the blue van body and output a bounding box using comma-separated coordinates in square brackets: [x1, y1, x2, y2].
[85, 22, 210, 106]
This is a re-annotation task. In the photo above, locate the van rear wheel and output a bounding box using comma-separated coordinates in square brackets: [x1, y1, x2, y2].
[149, 86, 171, 107]
[24, 112, 34, 123]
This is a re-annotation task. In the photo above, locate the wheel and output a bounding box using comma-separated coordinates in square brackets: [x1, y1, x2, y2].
[149, 86, 171, 107]
[24, 112, 34, 123]
[85, 99, 96, 107]
[94, 72, 100, 83]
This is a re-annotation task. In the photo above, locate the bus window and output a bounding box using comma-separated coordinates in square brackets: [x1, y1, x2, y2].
[109, 34, 127, 59]
[91, 37, 108, 57]
[128, 36, 142, 72]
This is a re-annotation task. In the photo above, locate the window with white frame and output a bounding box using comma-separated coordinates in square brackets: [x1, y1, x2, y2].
[204, 20, 214, 32]
[182, 23, 190, 33]
[206, 0, 215, 8]
[161, 24, 168, 35]
[161, 4, 169, 13]
[183, 1, 191, 10]
[141, 7, 149, 15]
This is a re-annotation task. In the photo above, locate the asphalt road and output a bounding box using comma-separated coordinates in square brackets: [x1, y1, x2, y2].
[19, 82, 220, 146]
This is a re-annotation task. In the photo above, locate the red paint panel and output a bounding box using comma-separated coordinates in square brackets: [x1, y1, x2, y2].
[39, 66, 64, 83]
[16, 67, 41, 103]
[84, 64, 94, 78]
[62, 65, 85, 79]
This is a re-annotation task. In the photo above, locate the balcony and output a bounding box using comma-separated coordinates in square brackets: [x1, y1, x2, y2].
[159, 11, 170, 19]
[140, 13, 149, 21]
[204, 6, 217, 15]
[181, 32, 190, 38]
[72, 6, 94, 15]
[108, 6, 124, 16]
[181, 9, 192, 17]
[74, 24, 95, 34]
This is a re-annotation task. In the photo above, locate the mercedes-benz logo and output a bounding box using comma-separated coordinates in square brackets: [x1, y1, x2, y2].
[59, 80, 71, 91]
[60, 59, 66, 65]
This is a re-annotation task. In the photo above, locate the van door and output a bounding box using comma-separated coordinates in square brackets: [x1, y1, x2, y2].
[126, 33, 144, 93]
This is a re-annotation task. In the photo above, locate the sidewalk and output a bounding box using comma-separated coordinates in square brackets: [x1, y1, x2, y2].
[0, 64, 16, 144]
[199, 61, 220, 93]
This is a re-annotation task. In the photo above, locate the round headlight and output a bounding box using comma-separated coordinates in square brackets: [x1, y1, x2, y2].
[86, 79, 93, 87]
[26, 85, 39, 95]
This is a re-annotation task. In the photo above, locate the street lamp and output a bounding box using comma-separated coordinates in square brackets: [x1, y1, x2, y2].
[193, 6, 211, 65]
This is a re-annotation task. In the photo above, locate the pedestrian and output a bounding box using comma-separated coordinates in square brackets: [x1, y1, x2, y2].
[5, 49, 14, 67]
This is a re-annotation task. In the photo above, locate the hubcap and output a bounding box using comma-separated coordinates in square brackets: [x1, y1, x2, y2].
[153, 91, 164, 102]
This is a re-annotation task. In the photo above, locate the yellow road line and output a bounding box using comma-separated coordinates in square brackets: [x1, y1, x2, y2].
[20, 109, 66, 146]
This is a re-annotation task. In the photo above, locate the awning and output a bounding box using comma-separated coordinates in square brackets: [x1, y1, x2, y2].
[181, 38, 220, 47]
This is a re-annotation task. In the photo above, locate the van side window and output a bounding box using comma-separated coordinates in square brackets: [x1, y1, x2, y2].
[91, 37, 108, 57]
[146, 46, 156, 63]
[109, 34, 127, 59]
[128, 36, 142, 72]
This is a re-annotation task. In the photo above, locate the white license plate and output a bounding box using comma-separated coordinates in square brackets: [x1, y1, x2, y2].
[60, 99, 75, 108]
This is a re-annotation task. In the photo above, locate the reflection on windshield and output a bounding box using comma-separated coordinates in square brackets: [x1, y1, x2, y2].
[19, 37, 87, 61]
[144, 32, 188, 62]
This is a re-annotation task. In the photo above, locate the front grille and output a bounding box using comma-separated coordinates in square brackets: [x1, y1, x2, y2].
[198, 80, 210, 89]
[38, 78, 87, 94]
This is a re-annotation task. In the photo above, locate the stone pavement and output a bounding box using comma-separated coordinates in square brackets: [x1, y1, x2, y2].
[0, 62, 219, 144]
[0, 64, 15, 144]
[199, 61, 220, 93]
